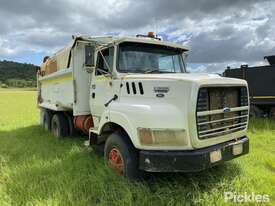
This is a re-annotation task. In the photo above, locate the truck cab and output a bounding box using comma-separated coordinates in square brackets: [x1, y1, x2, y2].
[38, 34, 249, 178]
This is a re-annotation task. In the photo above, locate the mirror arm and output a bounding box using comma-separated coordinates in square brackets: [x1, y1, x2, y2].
[99, 50, 112, 75]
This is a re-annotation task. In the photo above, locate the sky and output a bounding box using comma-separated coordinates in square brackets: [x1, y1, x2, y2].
[0, 0, 274, 73]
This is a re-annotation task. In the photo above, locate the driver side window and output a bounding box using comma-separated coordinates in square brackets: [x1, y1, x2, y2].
[96, 47, 114, 76]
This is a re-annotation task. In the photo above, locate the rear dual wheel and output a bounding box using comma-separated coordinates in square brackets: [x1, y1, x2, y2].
[41, 109, 52, 131]
[40, 109, 75, 138]
[51, 113, 70, 138]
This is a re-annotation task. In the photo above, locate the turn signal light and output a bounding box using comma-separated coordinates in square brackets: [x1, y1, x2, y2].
[138, 128, 154, 145]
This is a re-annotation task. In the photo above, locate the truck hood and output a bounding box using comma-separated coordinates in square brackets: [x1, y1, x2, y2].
[122, 73, 247, 86]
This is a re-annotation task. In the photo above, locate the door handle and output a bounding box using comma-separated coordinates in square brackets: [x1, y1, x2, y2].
[104, 95, 118, 107]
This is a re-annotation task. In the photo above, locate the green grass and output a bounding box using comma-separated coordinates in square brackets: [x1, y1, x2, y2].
[0, 90, 274, 206]
[0, 87, 36, 91]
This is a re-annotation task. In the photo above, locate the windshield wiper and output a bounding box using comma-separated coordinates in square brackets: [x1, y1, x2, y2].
[144, 69, 160, 74]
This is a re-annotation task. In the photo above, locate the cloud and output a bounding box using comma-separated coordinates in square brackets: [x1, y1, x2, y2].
[0, 0, 274, 72]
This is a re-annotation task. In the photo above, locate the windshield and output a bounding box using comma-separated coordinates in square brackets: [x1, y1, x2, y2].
[118, 42, 185, 73]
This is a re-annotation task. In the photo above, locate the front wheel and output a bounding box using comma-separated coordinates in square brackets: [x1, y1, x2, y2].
[104, 132, 141, 179]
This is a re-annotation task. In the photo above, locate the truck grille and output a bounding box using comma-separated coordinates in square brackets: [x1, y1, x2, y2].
[196, 86, 249, 140]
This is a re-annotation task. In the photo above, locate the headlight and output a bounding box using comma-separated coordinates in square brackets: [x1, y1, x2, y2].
[138, 128, 188, 146]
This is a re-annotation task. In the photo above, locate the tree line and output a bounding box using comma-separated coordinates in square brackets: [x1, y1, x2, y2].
[0, 60, 38, 88]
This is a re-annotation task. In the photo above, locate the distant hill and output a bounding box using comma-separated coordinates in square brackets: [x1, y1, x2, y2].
[0, 60, 39, 88]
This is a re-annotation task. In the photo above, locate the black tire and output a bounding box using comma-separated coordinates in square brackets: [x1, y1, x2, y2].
[249, 105, 263, 118]
[51, 113, 70, 138]
[269, 107, 275, 120]
[64, 113, 77, 136]
[104, 131, 141, 179]
[41, 109, 52, 131]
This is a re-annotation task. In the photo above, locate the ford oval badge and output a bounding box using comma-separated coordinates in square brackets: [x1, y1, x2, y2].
[223, 107, 231, 113]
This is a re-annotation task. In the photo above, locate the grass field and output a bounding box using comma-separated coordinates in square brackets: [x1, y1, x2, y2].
[0, 90, 274, 206]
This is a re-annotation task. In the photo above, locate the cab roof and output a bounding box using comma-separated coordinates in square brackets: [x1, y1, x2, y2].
[52, 35, 190, 58]
[73, 35, 190, 51]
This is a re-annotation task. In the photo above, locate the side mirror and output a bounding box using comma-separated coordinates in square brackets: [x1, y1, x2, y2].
[84, 45, 95, 67]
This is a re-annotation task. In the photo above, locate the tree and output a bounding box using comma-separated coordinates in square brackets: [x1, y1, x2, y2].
[0, 60, 39, 87]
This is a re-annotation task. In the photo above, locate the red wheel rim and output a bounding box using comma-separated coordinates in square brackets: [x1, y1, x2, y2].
[108, 148, 125, 176]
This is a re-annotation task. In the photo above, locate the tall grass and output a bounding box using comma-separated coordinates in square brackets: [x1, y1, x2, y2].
[0, 90, 274, 206]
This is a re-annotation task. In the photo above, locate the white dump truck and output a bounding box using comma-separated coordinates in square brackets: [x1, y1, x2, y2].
[38, 33, 249, 178]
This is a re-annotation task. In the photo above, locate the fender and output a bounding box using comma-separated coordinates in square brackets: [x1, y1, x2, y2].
[97, 100, 188, 150]
[97, 109, 140, 149]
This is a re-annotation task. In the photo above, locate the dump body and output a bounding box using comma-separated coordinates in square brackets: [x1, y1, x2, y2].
[39, 37, 99, 115]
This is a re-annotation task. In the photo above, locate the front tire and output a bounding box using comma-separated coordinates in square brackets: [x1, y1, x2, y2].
[51, 113, 69, 138]
[104, 132, 140, 179]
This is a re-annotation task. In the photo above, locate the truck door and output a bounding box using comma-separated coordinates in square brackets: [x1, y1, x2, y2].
[90, 47, 114, 128]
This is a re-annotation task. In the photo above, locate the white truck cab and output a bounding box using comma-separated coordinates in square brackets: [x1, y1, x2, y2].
[38, 33, 249, 178]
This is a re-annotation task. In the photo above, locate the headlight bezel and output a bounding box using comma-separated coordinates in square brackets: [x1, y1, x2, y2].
[137, 128, 188, 146]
